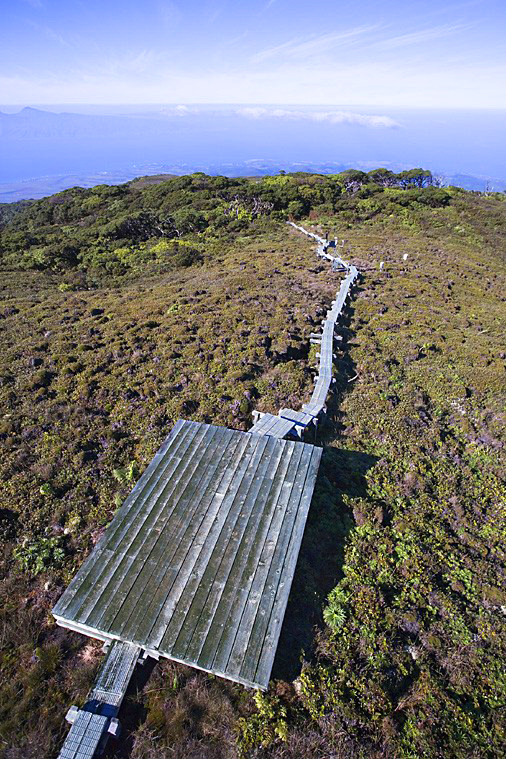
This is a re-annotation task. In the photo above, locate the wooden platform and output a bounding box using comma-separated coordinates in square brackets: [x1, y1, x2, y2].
[53, 420, 322, 690]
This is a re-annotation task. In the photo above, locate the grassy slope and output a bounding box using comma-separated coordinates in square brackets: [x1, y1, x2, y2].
[0, 180, 504, 758]
[0, 223, 335, 758]
[278, 196, 505, 758]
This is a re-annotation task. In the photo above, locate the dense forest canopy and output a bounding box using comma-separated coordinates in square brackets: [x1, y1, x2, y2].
[0, 170, 504, 758]
[0, 169, 451, 280]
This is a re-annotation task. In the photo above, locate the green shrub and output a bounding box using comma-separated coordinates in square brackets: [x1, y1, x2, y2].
[112, 460, 139, 484]
[13, 536, 65, 576]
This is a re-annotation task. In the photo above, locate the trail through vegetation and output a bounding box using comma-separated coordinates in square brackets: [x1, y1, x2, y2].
[0, 170, 504, 758]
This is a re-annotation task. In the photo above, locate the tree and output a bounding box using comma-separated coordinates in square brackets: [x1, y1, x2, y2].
[338, 169, 368, 194]
[396, 168, 433, 189]
[367, 168, 397, 187]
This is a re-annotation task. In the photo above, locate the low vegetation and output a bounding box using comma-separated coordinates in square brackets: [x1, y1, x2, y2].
[0, 170, 504, 758]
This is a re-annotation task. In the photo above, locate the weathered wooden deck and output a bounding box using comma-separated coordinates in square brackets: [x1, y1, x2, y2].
[54, 420, 321, 690]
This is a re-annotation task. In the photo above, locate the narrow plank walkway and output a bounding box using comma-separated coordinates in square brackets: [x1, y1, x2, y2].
[248, 412, 298, 438]
[58, 640, 140, 759]
[89, 641, 140, 710]
[59, 712, 109, 759]
[54, 420, 321, 690]
[249, 223, 359, 434]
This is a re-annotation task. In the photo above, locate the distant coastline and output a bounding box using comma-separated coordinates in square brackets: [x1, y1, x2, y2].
[1, 164, 505, 204]
[1, 105, 506, 202]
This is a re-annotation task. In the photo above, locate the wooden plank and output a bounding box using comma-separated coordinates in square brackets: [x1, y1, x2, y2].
[201, 444, 294, 670]
[58, 711, 108, 759]
[53, 419, 195, 618]
[258, 414, 283, 436]
[121, 428, 246, 645]
[311, 380, 331, 401]
[259, 416, 277, 434]
[73, 423, 208, 629]
[142, 431, 254, 650]
[153, 433, 262, 651]
[278, 408, 317, 427]
[107, 426, 233, 637]
[254, 414, 278, 435]
[67, 422, 210, 626]
[233, 443, 316, 685]
[180, 437, 281, 663]
[208, 441, 303, 677]
[106, 421, 205, 552]
[249, 413, 296, 439]
[253, 446, 322, 686]
[264, 418, 297, 439]
[226, 446, 311, 680]
[104, 418, 188, 549]
[89, 641, 140, 708]
[249, 413, 274, 435]
[160, 435, 271, 655]
[84, 423, 220, 632]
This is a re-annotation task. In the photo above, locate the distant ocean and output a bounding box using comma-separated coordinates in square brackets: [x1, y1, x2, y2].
[1, 104, 505, 201]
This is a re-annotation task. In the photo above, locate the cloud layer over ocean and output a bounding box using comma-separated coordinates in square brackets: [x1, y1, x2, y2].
[236, 108, 399, 128]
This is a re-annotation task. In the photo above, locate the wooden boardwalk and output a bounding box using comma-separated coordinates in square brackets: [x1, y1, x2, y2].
[54, 221, 359, 758]
[251, 223, 359, 428]
[54, 420, 321, 690]
[58, 640, 139, 758]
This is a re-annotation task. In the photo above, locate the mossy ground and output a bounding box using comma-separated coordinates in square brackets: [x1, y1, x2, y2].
[0, 176, 504, 758]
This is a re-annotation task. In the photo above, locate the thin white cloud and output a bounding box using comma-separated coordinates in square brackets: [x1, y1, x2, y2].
[96, 50, 169, 78]
[375, 23, 471, 50]
[251, 25, 379, 63]
[122, 50, 158, 74]
[251, 21, 472, 65]
[237, 107, 399, 129]
[207, 2, 228, 23]
[88, 50, 158, 78]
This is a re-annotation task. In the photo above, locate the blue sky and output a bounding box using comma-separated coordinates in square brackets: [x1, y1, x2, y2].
[1, 0, 505, 107]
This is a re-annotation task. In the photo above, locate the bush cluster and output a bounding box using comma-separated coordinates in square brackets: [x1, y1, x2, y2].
[0, 169, 450, 280]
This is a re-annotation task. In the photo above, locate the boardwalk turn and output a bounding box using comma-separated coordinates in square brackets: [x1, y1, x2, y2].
[54, 420, 322, 690]
[250, 223, 359, 430]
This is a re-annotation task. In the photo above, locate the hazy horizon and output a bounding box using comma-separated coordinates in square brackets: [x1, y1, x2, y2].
[1, 103, 506, 202]
[2, 1, 505, 201]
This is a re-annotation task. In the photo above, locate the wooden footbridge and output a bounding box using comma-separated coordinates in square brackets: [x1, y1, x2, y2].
[54, 223, 359, 758]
